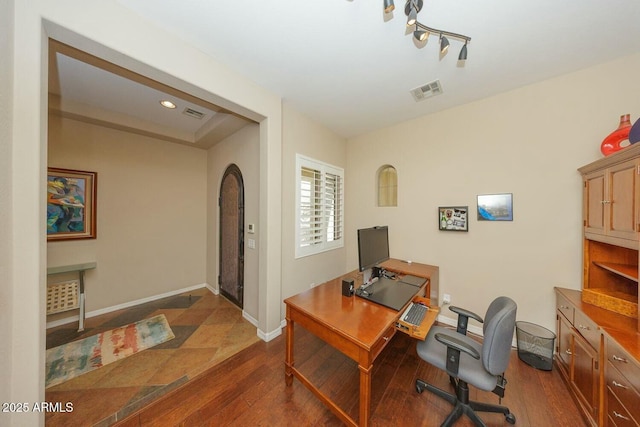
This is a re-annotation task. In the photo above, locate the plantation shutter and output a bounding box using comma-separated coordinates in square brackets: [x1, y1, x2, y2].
[300, 166, 323, 248]
[296, 155, 345, 258]
[325, 171, 343, 242]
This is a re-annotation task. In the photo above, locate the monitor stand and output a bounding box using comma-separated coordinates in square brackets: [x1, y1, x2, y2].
[362, 268, 373, 285]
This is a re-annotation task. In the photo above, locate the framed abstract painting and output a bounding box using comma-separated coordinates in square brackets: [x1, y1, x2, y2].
[47, 168, 97, 241]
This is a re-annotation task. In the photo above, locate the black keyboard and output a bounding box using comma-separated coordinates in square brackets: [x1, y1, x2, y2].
[402, 303, 428, 326]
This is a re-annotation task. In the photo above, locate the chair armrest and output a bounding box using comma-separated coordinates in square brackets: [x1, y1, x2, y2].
[449, 305, 484, 335]
[434, 332, 480, 377]
[434, 333, 480, 359]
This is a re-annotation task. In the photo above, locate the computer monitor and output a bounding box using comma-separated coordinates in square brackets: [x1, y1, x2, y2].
[357, 226, 390, 276]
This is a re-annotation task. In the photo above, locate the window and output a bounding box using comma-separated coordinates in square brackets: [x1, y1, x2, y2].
[296, 154, 344, 258]
[377, 165, 397, 207]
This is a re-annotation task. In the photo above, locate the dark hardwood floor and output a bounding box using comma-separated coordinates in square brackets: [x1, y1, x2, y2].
[116, 325, 587, 426]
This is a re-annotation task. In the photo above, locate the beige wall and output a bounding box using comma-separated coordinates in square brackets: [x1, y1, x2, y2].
[346, 53, 640, 333]
[281, 103, 348, 317]
[47, 115, 208, 310]
[0, 0, 14, 409]
[207, 124, 261, 322]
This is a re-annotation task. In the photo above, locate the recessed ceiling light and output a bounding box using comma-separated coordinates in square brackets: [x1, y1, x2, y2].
[159, 100, 177, 109]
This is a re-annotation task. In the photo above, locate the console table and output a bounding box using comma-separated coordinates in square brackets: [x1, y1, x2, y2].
[284, 259, 439, 426]
[47, 262, 96, 332]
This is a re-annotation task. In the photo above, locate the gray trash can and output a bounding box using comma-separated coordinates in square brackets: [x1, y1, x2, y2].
[515, 321, 556, 371]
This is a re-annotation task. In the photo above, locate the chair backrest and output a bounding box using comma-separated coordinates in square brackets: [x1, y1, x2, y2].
[481, 296, 517, 376]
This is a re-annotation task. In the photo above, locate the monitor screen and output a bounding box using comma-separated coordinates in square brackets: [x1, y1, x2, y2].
[357, 226, 390, 272]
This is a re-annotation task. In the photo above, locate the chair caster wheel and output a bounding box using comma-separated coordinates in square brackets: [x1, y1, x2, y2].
[415, 379, 425, 394]
[506, 412, 516, 424]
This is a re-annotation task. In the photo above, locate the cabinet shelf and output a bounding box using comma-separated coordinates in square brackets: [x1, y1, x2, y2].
[582, 288, 638, 319]
[593, 261, 639, 282]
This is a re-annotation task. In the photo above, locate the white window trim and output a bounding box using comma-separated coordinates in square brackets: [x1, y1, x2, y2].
[295, 154, 344, 259]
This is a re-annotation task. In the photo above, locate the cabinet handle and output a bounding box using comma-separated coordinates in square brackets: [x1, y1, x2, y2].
[565, 349, 573, 355]
[612, 380, 628, 389]
[601, 200, 611, 204]
[559, 305, 569, 309]
[383, 336, 389, 341]
[613, 355, 628, 363]
[578, 324, 591, 331]
[613, 411, 631, 421]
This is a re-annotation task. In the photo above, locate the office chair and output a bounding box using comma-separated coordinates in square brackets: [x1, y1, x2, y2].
[415, 296, 517, 426]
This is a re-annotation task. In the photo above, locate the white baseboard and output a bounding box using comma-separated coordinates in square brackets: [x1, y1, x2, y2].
[258, 326, 282, 342]
[46, 283, 211, 329]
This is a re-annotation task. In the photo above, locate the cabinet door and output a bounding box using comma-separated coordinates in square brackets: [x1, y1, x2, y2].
[585, 170, 606, 236]
[572, 331, 600, 425]
[608, 160, 639, 240]
[556, 312, 572, 380]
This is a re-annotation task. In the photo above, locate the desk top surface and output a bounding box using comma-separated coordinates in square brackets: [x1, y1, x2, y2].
[47, 262, 97, 275]
[284, 259, 436, 349]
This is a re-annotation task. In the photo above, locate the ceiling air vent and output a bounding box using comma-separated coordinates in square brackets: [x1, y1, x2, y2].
[410, 80, 443, 102]
[182, 107, 206, 120]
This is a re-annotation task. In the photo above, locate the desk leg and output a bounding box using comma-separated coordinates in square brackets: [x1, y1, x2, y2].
[285, 317, 294, 386]
[358, 363, 372, 427]
[78, 270, 86, 332]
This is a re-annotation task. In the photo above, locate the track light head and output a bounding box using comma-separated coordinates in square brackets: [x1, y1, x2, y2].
[384, 0, 395, 13]
[458, 43, 468, 60]
[413, 29, 428, 42]
[407, 7, 417, 26]
[440, 35, 450, 54]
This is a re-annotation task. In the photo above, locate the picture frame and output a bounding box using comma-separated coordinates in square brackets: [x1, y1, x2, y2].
[477, 193, 513, 221]
[438, 206, 468, 231]
[47, 168, 97, 241]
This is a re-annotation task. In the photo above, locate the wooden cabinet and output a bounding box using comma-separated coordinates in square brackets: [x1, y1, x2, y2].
[605, 337, 640, 426]
[583, 159, 639, 243]
[556, 290, 601, 426]
[579, 146, 640, 326]
[555, 288, 640, 427]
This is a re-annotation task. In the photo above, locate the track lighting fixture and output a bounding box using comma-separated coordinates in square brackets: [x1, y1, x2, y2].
[383, 0, 471, 61]
[458, 42, 468, 60]
[384, 0, 395, 13]
[413, 28, 428, 42]
[439, 35, 449, 54]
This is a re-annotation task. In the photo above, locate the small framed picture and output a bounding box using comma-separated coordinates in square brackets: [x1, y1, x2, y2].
[439, 206, 468, 231]
[47, 168, 97, 241]
[477, 193, 513, 221]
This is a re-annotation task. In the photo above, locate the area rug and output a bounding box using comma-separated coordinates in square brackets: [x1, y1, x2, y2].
[45, 314, 175, 388]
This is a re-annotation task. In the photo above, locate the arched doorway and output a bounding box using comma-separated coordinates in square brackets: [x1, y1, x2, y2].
[219, 164, 244, 308]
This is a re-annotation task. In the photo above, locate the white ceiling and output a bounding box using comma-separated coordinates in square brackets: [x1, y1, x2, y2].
[54, 0, 640, 141]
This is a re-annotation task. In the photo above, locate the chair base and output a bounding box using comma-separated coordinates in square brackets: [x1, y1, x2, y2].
[416, 379, 516, 427]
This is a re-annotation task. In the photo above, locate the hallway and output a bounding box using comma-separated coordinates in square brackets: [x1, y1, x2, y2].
[45, 288, 260, 426]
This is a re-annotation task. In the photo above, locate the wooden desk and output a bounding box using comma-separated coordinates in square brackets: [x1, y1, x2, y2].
[284, 259, 439, 426]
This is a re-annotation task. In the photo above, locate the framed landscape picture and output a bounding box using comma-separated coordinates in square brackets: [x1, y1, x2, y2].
[438, 206, 468, 231]
[477, 193, 513, 221]
[47, 168, 97, 241]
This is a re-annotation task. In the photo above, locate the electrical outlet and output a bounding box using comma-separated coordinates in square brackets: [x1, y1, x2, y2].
[443, 293, 451, 304]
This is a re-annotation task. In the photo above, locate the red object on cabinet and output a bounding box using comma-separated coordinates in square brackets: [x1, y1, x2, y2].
[600, 114, 632, 156]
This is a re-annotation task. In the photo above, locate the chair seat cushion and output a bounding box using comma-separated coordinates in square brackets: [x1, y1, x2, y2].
[416, 326, 498, 392]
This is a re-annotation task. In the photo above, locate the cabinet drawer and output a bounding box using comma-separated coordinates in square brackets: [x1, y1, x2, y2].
[607, 360, 640, 423]
[556, 292, 574, 324]
[371, 326, 396, 360]
[607, 339, 640, 393]
[574, 310, 600, 350]
[606, 389, 639, 427]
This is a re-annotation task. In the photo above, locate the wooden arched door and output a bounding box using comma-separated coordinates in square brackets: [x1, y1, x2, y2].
[219, 164, 244, 308]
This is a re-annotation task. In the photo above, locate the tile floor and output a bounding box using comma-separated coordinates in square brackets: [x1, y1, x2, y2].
[44, 287, 260, 427]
